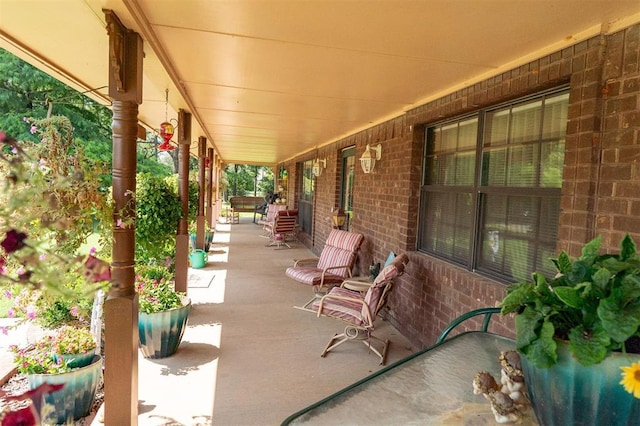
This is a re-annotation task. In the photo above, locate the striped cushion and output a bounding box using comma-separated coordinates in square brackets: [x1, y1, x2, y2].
[285, 266, 345, 286]
[363, 262, 400, 317]
[312, 287, 365, 325]
[325, 229, 364, 251]
[316, 230, 364, 274]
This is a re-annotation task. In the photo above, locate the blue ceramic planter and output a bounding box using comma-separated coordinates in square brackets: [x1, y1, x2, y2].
[54, 351, 95, 369]
[27, 354, 102, 424]
[521, 341, 640, 426]
[138, 296, 191, 359]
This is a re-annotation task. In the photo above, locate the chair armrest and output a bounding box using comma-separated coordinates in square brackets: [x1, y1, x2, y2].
[322, 264, 353, 276]
[316, 292, 364, 315]
[293, 257, 319, 267]
[317, 293, 374, 326]
[341, 279, 373, 292]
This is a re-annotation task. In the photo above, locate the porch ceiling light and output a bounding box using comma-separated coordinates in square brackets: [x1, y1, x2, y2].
[360, 144, 381, 174]
[312, 158, 326, 177]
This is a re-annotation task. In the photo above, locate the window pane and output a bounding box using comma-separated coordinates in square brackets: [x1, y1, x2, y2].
[458, 118, 478, 149]
[440, 123, 458, 151]
[510, 100, 542, 143]
[419, 190, 472, 266]
[478, 193, 559, 282]
[542, 93, 569, 139]
[483, 148, 507, 186]
[541, 140, 565, 188]
[484, 110, 509, 146]
[506, 144, 537, 186]
[455, 152, 476, 185]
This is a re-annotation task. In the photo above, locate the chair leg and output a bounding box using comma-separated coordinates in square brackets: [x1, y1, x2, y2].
[293, 294, 320, 312]
[320, 326, 390, 365]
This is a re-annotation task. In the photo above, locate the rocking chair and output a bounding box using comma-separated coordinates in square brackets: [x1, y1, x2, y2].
[286, 229, 364, 311]
[312, 253, 409, 365]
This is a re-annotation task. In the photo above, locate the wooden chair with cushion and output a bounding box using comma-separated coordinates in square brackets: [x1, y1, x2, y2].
[312, 253, 409, 365]
[286, 229, 364, 311]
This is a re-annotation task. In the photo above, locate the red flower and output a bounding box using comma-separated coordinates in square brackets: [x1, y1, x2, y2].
[1, 230, 27, 254]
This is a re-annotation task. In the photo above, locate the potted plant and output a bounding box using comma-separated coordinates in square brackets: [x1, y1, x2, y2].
[500, 234, 640, 425]
[136, 264, 191, 359]
[9, 325, 102, 424]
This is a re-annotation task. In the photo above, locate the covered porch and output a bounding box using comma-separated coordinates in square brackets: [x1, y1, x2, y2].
[120, 217, 413, 424]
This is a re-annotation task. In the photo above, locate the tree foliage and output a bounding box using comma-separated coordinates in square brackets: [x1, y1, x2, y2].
[224, 164, 273, 200]
[0, 48, 174, 180]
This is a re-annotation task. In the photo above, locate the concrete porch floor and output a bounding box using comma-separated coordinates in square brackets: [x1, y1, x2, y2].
[134, 217, 414, 425]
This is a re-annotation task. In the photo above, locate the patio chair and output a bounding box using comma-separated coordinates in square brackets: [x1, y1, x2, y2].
[312, 253, 409, 365]
[266, 209, 298, 249]
[286, 229, 364, 311]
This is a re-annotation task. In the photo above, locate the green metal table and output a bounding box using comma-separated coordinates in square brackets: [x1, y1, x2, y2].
[282, 332, 538, 425]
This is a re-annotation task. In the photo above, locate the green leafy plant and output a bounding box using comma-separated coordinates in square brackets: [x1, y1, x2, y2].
[500, 234, 640, 368]
[135, 173, 183, 264]
[136, 264, 183, 314]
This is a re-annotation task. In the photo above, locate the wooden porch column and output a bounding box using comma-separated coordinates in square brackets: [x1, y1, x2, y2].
[206, 147, 214, 227]
[196, 137, 206, 248]
[174, 109, 191, 293]
[217, 158, 224, 221]
[104, 10, 141, 425]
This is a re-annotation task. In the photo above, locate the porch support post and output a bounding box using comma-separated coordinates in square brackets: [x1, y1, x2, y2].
[217, 157, 224, 221]
[103, 9, 141, 425]
[196, 137, 206, 248]
[206, 147, 214, 227]
[175, 109, 191, 293]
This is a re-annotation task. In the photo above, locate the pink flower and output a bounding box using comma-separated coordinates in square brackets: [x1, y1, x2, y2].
[116, 218, 125, 229]
[7, 308, 14, 318]
[26, 305, 36, 320]
[70, 306, 80, 318]
[0, 327, 7, 335]
[39, 253, 47, 261]
[83, 255, 111, 283]
[89, 247, 97, 256]
[30, 125, 37, 134]
[4, 290, 11, 299]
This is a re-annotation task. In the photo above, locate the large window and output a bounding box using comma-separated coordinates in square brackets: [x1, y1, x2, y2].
[418, 89, 569, 282]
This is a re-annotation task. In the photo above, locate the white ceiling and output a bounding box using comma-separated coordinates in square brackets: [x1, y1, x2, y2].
[1, 0, 639, 165]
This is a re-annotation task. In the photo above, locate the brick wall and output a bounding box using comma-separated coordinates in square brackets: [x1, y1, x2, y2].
[279, 23, 640, 350]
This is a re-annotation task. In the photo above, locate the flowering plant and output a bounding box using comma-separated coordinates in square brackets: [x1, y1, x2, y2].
[500, 234, 640, 370]
[10, 325, 96, 375]
[0, 119, 112, 334]
[136, 264, 183, 314]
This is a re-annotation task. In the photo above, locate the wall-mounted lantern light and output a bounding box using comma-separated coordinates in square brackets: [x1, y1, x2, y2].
[360, 144, 382, 174]
[312, 158, 326, 177]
